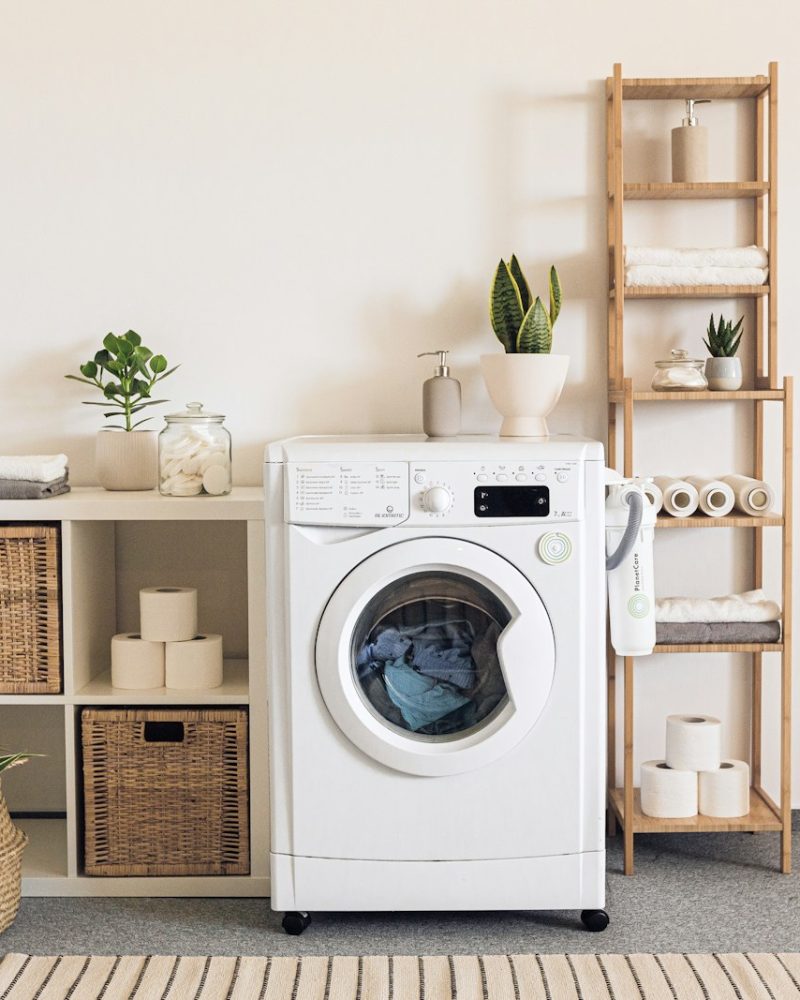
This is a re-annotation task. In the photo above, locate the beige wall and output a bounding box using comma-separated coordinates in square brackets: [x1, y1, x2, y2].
[1, 2, 797, 799]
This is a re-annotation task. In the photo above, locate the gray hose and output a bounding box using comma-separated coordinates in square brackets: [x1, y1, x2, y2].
[606, 490, 644, 571]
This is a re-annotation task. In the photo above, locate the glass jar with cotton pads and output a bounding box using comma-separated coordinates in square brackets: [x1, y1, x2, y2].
[651, 349, 708, 391]
[158, 402, 232, 496]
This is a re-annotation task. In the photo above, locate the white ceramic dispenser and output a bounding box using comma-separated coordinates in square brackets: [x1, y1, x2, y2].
[417, 350, 461, 438]
[672, 98, 711, 182]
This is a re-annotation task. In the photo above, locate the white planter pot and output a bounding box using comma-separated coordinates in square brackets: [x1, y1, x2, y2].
[95, 430, 158, 491]
[480, 353, 569, 437]
[705, 356, 743, 391]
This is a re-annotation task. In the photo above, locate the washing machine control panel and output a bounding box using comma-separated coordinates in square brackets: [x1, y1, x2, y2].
[287, 462, 410, 525]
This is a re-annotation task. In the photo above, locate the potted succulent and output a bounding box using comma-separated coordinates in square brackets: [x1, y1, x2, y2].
[66, 331, 178, 490]
[481, 257, 567, 436]
[0, 752, 39, 934]
[704, 313, 744, 391]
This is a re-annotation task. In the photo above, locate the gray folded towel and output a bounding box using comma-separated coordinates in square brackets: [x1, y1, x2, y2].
[0, 476, 71, 499]
[656, 621, 782, 645]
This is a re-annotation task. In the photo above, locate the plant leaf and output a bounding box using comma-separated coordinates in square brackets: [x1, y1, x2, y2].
[130, 416, 155, 429]
[153, 365, 179, 379]
[549, 266, 562, 326]
[509, 255, 531, 313]
[149, 354, 167, 374]
[103, 332, 120, 355]
[516, 297, 552, 354]
[81, 400, 119, 406]
[103, 382, 122, 398]
[79, 361, 98, 379]
[123, 330, 142, 347]
[489, 261, 523, 353]
[65, 374, 99, 387]
[94, 349, 110, 367]
[116, 338, 134, 358]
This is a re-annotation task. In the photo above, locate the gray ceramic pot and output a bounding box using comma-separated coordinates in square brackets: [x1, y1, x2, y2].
[705, 356, 742, 391]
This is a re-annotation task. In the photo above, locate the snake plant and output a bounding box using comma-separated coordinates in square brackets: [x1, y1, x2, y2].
[489, 257, 562, 354]
[704, 313, 744, 358]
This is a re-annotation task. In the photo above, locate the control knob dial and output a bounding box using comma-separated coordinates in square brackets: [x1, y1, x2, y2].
[422, 485, 453, 513]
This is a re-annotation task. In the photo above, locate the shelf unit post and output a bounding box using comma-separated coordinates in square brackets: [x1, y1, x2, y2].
[781, 376, 793, 871]
[623, 655, 635, 875]
[768, 63, 778, 388]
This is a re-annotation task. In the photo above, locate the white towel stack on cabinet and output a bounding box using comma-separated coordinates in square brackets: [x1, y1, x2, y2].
[110, 586, 224, 690]
[640, 714, 750, 819]
[624, 246, 769, 287]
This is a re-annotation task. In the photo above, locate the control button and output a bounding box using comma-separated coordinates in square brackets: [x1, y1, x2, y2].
[496, 474, 509, 482]
[515, 474, 527, 482]
[414, 473, 426, 484]
[535, 473, 546, 482]
[422, 485, 453, 513]
[538, 532, 573, 565]
[477, 474, 489, 482]
[556, 471, 569, 483]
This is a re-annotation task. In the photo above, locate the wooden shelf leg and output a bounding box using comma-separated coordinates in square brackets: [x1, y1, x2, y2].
[607, 634, 617, 837]
[781, 375, 793, 873]
[623, 655, 635, 875]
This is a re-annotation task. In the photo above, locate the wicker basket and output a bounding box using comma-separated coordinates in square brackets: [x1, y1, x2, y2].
[0, 525, 61, 693]
[0, 782, 27, 934]
[81, 708, 249, 876]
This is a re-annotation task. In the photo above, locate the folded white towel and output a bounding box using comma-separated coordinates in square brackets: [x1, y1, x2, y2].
[625, 265, 768, 287]
[625, 245, 769, 268]
[656, 589, 781, 624]
[0, 454, 68, 483]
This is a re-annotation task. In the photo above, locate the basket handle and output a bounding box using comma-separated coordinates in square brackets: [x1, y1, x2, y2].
[143, 721, 185, 743]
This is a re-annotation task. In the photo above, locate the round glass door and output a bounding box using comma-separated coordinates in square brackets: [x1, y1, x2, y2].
[352, 571, 510, 740]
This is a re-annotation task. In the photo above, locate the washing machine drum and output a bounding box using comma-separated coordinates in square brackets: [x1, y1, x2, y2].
[316, 537, 555, 776]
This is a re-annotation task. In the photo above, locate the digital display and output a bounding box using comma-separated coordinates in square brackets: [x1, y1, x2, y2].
[474, 485, 550, 518]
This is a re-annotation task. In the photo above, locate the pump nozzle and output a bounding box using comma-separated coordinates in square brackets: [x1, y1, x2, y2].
[682, 98, 710, 126]
[417, 350, 451, 377]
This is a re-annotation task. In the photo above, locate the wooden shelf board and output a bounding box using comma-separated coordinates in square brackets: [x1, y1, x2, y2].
[653, 643, 783, 654]
[73, 658, 249, 704]
[609, 787, 782, 833]
[608, 389, 784, 402]
[0, 486, 264, 522]
[618, 77, 769, 100]
[623, 181, 769, 200]
[611, 285, 769, 300]
[16, 817, 68, 881]
[656, 513, 783, 528]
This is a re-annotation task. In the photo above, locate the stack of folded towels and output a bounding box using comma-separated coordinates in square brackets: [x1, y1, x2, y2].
[624, 245, 768, 287]
[656, 589, 781, 645]
[0, 454, 70, 499]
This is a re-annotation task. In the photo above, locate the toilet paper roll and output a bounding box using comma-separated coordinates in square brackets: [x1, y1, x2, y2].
[685, 477, 735, 518]
[140, 587, 198, 642]
[721, 475, 776, 516]
[110, 633, 165, 689]
[640, 760, 698, 818]
[699, 759, 750, 818]
[165, 633, 224, 690]
[639, 479, 664, 515]
[665, 714, 722, 772]
[653, 477, 700, 518]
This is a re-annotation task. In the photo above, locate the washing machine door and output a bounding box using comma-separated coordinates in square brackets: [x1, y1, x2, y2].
[316, 537, 555, 776]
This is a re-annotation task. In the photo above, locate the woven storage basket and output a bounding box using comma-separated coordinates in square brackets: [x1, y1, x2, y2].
[81, 708, 249, 876]
[0, 781, 27, 934]
[0, 525, 61, 693]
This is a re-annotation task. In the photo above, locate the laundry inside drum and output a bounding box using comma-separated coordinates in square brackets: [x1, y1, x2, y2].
[351, 571, 511, 739]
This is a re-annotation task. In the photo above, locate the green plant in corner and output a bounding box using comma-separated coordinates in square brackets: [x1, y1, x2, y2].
[65, 331, 178, 431]
[704, 313, 744, 358]
[0, 751, 42, 775]
[490, 257, 562, 354]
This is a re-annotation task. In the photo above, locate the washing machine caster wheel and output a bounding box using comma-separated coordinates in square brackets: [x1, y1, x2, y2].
[580, 909, 609, 932]
[282, 912, 312, 935]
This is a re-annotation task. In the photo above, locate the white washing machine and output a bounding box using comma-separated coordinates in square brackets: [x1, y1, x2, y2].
[265, 434, 608, 935]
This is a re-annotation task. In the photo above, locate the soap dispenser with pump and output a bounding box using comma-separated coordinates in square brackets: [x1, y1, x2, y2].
[672, 98, 711, 182]
[417, 350, 461, 438]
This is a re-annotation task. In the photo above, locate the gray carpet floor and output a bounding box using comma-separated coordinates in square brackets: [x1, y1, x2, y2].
[2, 829, 798, 956]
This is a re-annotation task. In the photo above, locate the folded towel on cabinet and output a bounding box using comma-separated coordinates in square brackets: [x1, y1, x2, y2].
[655, 589, 781, 624]
[625, 265, 768, 287]
[656, 621, 782, 645]
[624, 245, 769, 268]
[0, 454, 68, 482]
[0, 476, 70, 500]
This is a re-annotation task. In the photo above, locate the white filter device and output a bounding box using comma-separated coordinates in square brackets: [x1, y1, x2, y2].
[606, 478, 656, 656]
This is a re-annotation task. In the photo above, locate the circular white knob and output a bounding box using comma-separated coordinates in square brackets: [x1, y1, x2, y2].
[423, 486, 452, 513]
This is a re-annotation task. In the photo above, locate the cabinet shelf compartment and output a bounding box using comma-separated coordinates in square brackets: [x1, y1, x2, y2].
[655, 514, 783, 528]
[609, 787, 782, 834]
[608, 389, 784, 402]
[610, 285, 769, 300]
[653, 643, 783, 654]
[619, 77, 769, 100]
[622, 181, 769, 200]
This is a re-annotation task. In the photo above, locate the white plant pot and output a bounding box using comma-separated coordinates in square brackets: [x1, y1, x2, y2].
[480, 353, 569, 437]
[95, 430, 159, 491]
[705, 356, 743, 391]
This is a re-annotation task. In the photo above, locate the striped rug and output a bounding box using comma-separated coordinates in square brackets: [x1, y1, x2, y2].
[1, 952, 799, 999]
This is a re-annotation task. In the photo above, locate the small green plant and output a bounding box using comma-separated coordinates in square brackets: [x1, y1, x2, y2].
[65, 331, 178, 431]
[489, 256, 562, 354]
[0, 751, 41, 775]
[704, 313, 744, 358]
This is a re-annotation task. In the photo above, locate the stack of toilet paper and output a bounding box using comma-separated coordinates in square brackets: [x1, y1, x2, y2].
[640, 715, 750, 819]
[110, 587, 224, 691]
[639, 475, 774, 519]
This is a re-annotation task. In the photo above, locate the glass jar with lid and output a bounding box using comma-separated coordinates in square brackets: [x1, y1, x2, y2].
[159, 402, 231, 496]
[651, 349, 708, 392]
